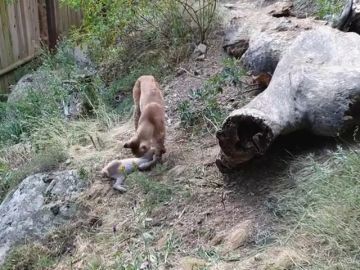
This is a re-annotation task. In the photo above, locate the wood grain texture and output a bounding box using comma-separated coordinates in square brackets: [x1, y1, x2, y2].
[0, 0, 82, 93]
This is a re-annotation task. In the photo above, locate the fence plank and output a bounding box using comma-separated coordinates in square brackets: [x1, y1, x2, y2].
[0, 0, 82, 94]
[7, 2, 20, 62]
[0, 1, 15, 69]
[20, 0, 29, 58]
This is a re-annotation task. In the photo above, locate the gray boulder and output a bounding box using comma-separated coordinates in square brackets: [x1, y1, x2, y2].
[216, 27, 360, 171]
[0, 170, 88, 264]
[7, 71, 49, 103]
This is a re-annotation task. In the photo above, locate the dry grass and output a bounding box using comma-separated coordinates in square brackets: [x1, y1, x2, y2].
[269, 147, 360, 269]
[2, 2, 360, 269]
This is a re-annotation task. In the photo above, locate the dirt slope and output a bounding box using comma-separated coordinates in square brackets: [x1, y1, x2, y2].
[51, 1, 336, 269]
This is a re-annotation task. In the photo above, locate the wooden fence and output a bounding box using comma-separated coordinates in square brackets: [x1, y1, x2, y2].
[0, 0, 82, 94]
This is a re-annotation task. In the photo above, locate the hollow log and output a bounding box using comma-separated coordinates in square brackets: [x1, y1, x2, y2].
[216, 27, 360, 172]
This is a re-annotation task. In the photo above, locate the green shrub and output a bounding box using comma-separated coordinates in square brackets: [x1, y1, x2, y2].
[0, 244, 56, 270]
[316, 0, 346, 19]
[62, 0, 218, 84]
[294, 0, 346, 18]
[0, 40, 129, 147]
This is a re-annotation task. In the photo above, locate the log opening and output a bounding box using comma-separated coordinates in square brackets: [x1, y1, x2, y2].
[216, 115, 274, 172]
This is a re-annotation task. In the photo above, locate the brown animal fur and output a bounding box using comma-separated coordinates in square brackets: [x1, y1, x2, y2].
[124, 75, 166, 158]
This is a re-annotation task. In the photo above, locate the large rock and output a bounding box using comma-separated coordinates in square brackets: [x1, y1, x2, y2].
[0, 170, 88, 264]
[7, 71, 49, 103]
[217, 27, 360, 170]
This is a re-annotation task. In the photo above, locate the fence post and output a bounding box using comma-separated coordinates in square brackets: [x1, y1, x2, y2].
[45, 0, 57, 50]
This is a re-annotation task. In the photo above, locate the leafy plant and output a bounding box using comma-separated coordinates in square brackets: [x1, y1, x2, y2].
[61, 0, 218, 85]
[316, 0, 345, 19]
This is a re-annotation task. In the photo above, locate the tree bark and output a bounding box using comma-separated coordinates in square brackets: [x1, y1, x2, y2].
[333, 0, 360, 34]
[216, 27, 360, 172]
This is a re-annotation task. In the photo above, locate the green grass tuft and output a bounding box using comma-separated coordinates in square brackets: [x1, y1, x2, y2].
[273, 148, 360, 269]
[0, 244, 56, 270]
[0, 146, 67, 202]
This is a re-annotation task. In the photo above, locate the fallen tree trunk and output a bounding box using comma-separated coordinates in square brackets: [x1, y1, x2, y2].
[216, 27, 360, 172]
[333, 0, 360, 34]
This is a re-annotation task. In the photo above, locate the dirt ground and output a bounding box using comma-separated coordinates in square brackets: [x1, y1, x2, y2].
[50, 1, 342, 269]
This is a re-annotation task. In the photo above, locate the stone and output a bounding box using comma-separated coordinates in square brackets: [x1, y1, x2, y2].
[196, 54, 206, 61]
[0, 170, 88, 264]
[222, 220, 252, 252]
[261, 248, 299, 270]
[178, 257, 208, 270]
[140, 260, 151, 270]
[7, 71, 49, 103]
[224, 4, 236, 10]
[193, 43, 207, 57]
[268, 1, 294, 17]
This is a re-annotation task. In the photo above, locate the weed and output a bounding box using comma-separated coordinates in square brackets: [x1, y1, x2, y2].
[293, 0, 346, 18]
[272, 148, 360, 269]
[0, 244, 56, 270]
[79, 167, 89, 181]
[86, 259, 107, 270]
[178, 58, 245, 133]
[0, 146, 67, 202]
[0, 221, 89, 270]
[197, 247, 221, 263]
[316, 0, 346, 19]
[174, 0, 218, 43]
[111, 231, 180, 269]
[128, 171, 173, 212]
[0, 40, 129, 147]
